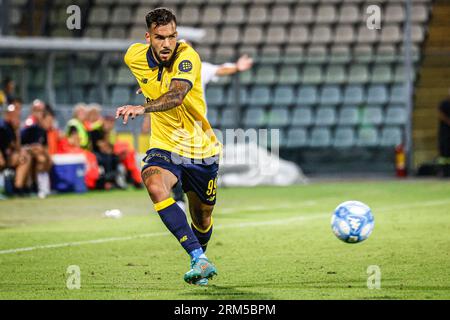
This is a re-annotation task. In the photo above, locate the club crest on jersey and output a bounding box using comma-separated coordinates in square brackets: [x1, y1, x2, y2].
[178, 60, 193, 72]
[141, 78, 148, 84]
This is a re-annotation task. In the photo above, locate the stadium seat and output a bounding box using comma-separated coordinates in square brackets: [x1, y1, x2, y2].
[361, 106, 384, 125]
[288, 25, 309, 44]
[292, 5, 314, 24]
[105, 27, 127, 39]
[248, 6, 268, 24]
[214, 46, 236, 64]
[239, 70, 253, 85]
[385, 4, 405, 23]
[110, 86, 131, 106]
[220, 109, 237, 128]
[367, 85, 388, 105]
[338, 5, 359, 24]
[412, 4, 429, 22]
[291, 106, 313, 126]
[201, 6, 222, 25]
[207, 108, 219, 127]
[412, 25, 425, 43]
[371, 65, 393, 83]
[329, 45, 351, 64]
[129, 26, 145, 40]
[180, 6, 200, 25]
[385, 106, 407, 125]
[196, 45, 213, 61]
[243, 26, 264, 45]
[316, 5, 337, 24]
[266, 26, 287, 45]
[375, 45, 397, 63]
[389, 85, 406, 104]
[226, 87, 248, 106]
[357, 25, 378, 44]
[270, 5, 291, 24]
[302, 66, 323, 84]
[315, 107, 337, 126]
[354, 45, 374, 63]
[273, 85, 296, 106]
[380, 126, 403, 146]
[278, 66, 300, 85]
[284, 46, 305, 64]
[338, 106, 360, 126]
[333, 127, 355, 148]
[259, 46, 281, 64]
[205, 86, 225, 107]
[320, 86, 342, 105]
[334, 25, 355, 44]
[254, 66, 277, 85]
[306, 46, 328, 64]
[356, 127, 379, 147]
[111, 7, 132, 25]
[297, 86, 318, 106]
[219, 26, 240, 45]
[115, 67, 134, 85]
[248, 86, 272, 106]
[286, 127, 308, 148]
[243, 107, 267, 128]
[325, 65, 346, 84]
[238, 45, 259, 59]
[311, 26, 332, 44]
[381, 25, 402, 43]
[343, 85, 364, 105]
[224, 5, 246, 25]
[348, 65, 369, 84]
[309, 127, 331, 147]
[267, 106, 290, 128]
[88, 7, 109, 26]
[50, 8, 69, 26]
[202, 27, 218, 44]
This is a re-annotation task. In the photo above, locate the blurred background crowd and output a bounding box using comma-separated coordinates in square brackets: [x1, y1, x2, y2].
[0, 76, 142, 199]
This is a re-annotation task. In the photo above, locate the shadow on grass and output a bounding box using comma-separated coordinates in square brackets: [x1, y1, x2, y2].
[180, 284, 274, 300]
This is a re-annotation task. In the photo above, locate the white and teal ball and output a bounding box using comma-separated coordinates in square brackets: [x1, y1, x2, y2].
[331, 201, 374, 243]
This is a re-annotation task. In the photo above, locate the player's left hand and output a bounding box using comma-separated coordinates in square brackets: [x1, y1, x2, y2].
[236, 54, 253, 72]
[115, 105, 145, 124]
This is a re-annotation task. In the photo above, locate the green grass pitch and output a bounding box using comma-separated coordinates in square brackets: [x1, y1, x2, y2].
[0, 180, 449, 300]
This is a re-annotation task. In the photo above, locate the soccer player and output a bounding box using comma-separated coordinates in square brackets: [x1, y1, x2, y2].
[140, 50, 254, 210]
[116, 8, 221, 285]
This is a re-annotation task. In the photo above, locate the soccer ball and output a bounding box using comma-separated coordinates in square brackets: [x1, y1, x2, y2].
[331, 201, 374, 243]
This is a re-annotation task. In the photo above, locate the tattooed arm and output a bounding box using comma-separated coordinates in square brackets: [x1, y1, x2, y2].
[144, 80, 191, 113]
[115, 79, 191, 124]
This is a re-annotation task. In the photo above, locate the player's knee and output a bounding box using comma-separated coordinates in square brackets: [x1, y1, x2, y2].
[196, 217, 212, 231]
[146, 182, 170, 202]
[193, 208, 213, 230]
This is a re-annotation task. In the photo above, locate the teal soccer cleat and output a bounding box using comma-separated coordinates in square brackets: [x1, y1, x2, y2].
[184, 258, 217, 285]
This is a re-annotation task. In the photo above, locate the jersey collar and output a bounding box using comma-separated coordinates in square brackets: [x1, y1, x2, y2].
[146, 42, 181, 69]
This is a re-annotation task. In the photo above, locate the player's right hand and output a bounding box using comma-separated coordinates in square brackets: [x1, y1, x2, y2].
[115, 105, 145, 124]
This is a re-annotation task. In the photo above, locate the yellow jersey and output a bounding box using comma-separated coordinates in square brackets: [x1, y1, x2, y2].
[124, 41, 221, 160]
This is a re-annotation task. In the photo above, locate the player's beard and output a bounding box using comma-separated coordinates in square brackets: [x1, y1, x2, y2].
[151, 46, 173, 66]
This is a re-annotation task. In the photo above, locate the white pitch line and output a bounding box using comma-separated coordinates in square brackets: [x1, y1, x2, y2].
[0, 213, 326, 255]
[1, 198, 449, 255]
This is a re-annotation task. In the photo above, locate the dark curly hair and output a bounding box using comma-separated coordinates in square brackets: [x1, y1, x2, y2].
[145, 7, 177, 29]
